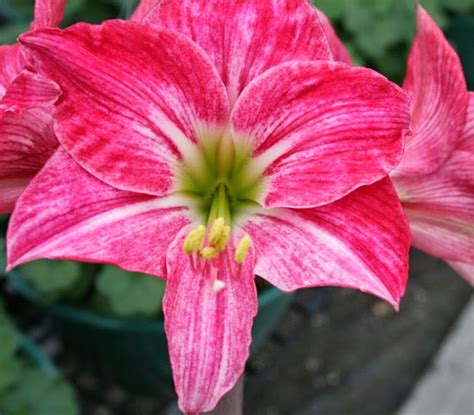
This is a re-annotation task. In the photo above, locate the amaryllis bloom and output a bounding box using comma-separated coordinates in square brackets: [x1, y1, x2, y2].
[390, 7, 474, 284]
[8, 1, 410, 413]
[0, 0, 66, 213]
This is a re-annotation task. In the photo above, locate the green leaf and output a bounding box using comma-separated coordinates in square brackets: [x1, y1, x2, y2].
[70, 0, 119, 24]
[0, 23, 30, 45]
[0, 305, 23, 394]
[93, 265, 166, 319]
[0, 312, 19, 361]
[312, 0, 346, 19]
[2, 0, 85, 22]
[0, 357, 25, 394]
[17, 260, 95, 303]
[442, 0, 474, 13]
[0, 369, 79, 415]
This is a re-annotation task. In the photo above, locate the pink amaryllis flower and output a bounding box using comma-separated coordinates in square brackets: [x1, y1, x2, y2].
[390, 7, 474, 284]
[0, 0, 66, 212]
[8, 1, 410, 412]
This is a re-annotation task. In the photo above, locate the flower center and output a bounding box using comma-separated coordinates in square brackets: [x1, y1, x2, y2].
[177, 131, 263, 285]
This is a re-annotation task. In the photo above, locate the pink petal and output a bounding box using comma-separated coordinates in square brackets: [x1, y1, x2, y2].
[393, 6, 468, 176]
[131, 0, 159, 21]
[448, 261, 474, 286]
[0, 70, 60, 115]
[7, 148, 191, 277]
[403, 206, 474, 264]
[393, 94, 474, 264]
[20, 21, 229, 196]
[395, 154, 474, 263]
[164, 227, 257, 414]
[231, 61, 410, 209]
[0, 108, 57, 213]
[0, 178, 31, 213]
[242, 178, 410, 309]
[31, 0, 67, 30]
[316, 8, 352, 65]
[145, 0, 332, 104]
[0, 45, 24, 98]
[458, 92, 474, 154]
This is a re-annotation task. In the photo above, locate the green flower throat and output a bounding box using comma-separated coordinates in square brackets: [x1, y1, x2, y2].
[177, 132, 264, 271]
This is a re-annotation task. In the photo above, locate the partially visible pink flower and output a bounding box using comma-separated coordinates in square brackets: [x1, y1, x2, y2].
[0, 0, 65, 115]
[0, 0, 66, 213]
[9, 2, 410, 413]
[393, 94, 474, 284]
[391, 6, 473, 284]
[0, 0, 159, 213]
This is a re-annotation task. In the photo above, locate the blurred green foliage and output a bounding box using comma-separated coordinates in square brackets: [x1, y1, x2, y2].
[0, 302, 79, 415]
[16, 258, 167, 320]
[314, 0, 474, 82]
[17, 260, 96, 303]
[0, 0, 131, 43]
[93, 265, 166, 319]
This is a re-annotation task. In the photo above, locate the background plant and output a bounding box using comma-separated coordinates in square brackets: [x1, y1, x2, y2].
[0, 300, 79, 415]
[314, 0, 474, 82]
[15, 260, 167, 320]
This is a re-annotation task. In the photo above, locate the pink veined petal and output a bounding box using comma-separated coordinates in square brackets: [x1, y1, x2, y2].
[457, 92, 474, 154]
[448, 261, 474, 286]
[0, 45, 24, 98]
[231, 61, 410, 209]
[31, 0, 67, 30]
[0, 178, 31, 214]
[242, 178, 410, 309]
[395, 147, 474, 263]
[393, 93, 474, 264]
[0, 70, 60, 114]
[20, 21, 229, 196]
[145, 0, 332, 104]
[393, 6, 468, 177]
[0, 108, 57, 213]
[402, 206, 474, 264]
[316, 8, 352, 65]
[7, 148, 192, 277]
[164, 226, 257, 414]
[131, 0, 160, 21]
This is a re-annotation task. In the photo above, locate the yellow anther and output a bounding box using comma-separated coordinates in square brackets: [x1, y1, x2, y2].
[234, 234, 252, 264]
[208, 217, 225, 245]
[183, 225, 206, 254]
[200, 246, 219, 260]
[215, 225, 231, 252]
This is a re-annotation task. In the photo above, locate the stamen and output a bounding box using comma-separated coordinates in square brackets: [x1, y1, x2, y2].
[215, 225, 231, 252]
[208, 217, 225, 245]
[235, 234, 252, 264]
[212, 279, 226, 293]
[200, 246, 219, 260]
[183, 225, 206, 254]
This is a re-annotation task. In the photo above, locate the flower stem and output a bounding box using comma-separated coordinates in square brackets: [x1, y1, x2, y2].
[205, 376, 244, 415]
